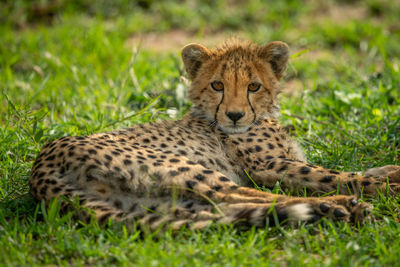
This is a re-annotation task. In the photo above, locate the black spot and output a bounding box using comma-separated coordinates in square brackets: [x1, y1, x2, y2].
[187, 161, 196, 165]
[329, 170, 340, 174]
[178, 167, 190, 172]
[86, 173, 98, 182]
[245, 148, 252, 154]
[123, 159, 132, 165]
[268, 127, 276, 133]
[230, 185, 239, 190]
[361, 180, 371, 186]
[114, 200, 122, 209]
[267, 161, 275, 170]
[169, 158, 180, 163]
[265, 155, 274, 160]
[113, 166, 121, 172]
[185, 201, 194, 209]
[87, 149, 97, 155]
[263, 132, 271, 138]
[215, 159, 227, 171]
[177, 140, 185, 146]
[212, 185, 222, 191]
[300, 166, 311, 174]
[129, 203, 138, 212]
[186, 180, 197, 189]
[143, 138, 150, 143]
[205, 190, 215, 197]
[39, 185, 48, 195]
[153, 162, 161, 166]
[203, 170, 213, 174]
[277, 164, 288, 173]
[178, 150, 187, 156]
[52, 187, 62, 194]
[219, 176, 230, 182]
[169, 170, 179, 176]
[104, 154, 112, 161]
[268, 143, 275, 149]
[255, 145, 262, 152]
[192, 161, 205, 168]
[45, 155, 55, 161]
[194, 174, 205, 181]
[320, 175, 335, 183]
[78, 156, 87, 162]
[246, 138, 253, 142]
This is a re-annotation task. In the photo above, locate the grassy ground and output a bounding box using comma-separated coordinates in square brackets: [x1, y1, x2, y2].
[1, 0, 400, 265]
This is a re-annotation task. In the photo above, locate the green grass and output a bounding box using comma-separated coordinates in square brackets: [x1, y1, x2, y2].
[1, 0, 400, 266]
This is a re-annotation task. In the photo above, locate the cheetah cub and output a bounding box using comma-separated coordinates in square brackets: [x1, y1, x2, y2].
[30, 39, 400, 230]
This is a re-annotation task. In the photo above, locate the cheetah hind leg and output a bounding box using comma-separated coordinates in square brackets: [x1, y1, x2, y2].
[52, 186, 322, 231]
[78, 196, 324, 231]
[120, 199, 319, 231]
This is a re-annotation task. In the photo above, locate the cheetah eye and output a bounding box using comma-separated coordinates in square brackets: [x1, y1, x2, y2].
[248, 82, 261, 92]
[211, 81, 224, 92]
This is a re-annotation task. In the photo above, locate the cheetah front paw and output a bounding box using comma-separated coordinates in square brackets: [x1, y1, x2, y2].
[288, 196, 372, 224]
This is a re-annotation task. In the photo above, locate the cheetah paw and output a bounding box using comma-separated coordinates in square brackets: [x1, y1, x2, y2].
[364, 165, 400, 183]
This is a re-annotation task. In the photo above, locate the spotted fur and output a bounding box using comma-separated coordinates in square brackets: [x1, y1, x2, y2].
[30, 39, 400, 231]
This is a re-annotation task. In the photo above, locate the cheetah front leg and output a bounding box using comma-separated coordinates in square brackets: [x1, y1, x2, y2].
[245, 156, 400, 197]
[114, 148, 371, 224]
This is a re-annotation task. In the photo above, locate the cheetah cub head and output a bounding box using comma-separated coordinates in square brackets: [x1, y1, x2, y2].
[182, 39, 289, 134]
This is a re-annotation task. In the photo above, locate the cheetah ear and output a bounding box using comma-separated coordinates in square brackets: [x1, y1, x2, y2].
[181, 43, 210, 80]
[258, 41, 289, 79]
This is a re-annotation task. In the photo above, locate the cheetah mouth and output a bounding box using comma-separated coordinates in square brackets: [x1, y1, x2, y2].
[218, 124, 251, 134]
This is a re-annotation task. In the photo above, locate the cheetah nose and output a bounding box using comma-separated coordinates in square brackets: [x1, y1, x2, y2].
[226, 112, 244, 123]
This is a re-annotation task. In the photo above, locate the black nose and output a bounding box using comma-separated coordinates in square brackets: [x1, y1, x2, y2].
[226, 112, 244, 123]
